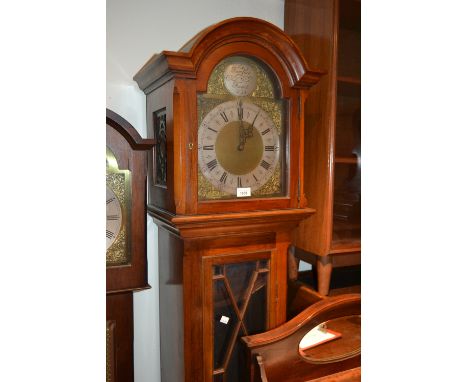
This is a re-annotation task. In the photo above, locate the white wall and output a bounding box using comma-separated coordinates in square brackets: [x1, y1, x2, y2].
[107, 1, 285, 381]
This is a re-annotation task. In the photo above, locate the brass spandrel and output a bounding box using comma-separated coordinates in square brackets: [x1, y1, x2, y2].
[197, 96, 226, 126]
[250, 98, 283, 135]
[106, 173, 125, 203]
[198, 170, 231, 200]
[252, 166, 282, 197]
[106, 225, 128, 265]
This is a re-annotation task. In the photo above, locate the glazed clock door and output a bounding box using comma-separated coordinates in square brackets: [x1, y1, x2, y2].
[204, 252, 272, 382]
[197, 56, 288, 201]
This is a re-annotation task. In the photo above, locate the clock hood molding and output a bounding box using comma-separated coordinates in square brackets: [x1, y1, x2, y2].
[133, 17, 325, 94]
[106, 109, 156, 150]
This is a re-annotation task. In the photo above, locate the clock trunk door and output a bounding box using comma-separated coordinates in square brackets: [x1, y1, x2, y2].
[203, 252, 273, 382]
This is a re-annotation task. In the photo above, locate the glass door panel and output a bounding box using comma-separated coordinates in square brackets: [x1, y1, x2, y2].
[337, 0, 361, 80]
[335, 87, 360, 159]
[332, 162, 361, 244]
[213, 279, 240, 370]
[212, 257, 270, 382]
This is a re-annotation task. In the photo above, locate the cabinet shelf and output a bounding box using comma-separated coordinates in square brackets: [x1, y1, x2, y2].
[337, 81, 361, 98]
[335, 156, 358, 164]
[337, 76, 360, 85]
[330, 240, 361, 255]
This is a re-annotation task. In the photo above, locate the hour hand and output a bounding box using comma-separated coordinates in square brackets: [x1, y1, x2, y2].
[237, 100, 245, 150]
[237, 124, 245, 151]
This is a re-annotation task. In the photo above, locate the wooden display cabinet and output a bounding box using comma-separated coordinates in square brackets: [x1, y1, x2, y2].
[133, 17, 323, 382]
[285, 0, 361, 295]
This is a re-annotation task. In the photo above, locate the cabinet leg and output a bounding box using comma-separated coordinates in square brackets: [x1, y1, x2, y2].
[287, 246, 300, 281]
[317, 256, 332, 296]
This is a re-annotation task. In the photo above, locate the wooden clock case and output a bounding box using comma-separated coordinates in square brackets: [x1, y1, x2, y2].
[134, 18, 324, 382]
[106, 109, 155, 382]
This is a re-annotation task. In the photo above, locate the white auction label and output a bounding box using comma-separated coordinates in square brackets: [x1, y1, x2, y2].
[220, 316, 230, 324]
[237, 187, 251, 197]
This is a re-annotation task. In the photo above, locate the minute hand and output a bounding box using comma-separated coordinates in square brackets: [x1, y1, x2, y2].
[251, 111, 259, 128]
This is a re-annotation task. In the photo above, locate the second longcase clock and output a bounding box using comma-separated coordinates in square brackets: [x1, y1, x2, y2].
[106, 109, 155, 382]
[134, 17, 323, 382]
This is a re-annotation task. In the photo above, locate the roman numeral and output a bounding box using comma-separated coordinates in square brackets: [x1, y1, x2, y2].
[106, 197, 115, 204]
[252, 174, 258, 182]
[264, 145, 276, 151]
[220, 172, 227, 184]
[207, 159, 218, 171]
[260, 160, 271, 170]
[203, 145, 214, 150]
[107, 215, 119, 221]
[220, 112, 228, 122]
[237, 177, 242, 188]
[208, 127, 218, 133]
[261, 128, 271, 136]
[106, 230, 115, 239]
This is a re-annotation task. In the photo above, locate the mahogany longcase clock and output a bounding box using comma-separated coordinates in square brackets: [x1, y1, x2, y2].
[106, 109, 154, 382]
[134, 18, 323, 382]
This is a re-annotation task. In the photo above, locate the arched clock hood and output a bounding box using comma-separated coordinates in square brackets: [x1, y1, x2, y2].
[134, 17, 324, 94]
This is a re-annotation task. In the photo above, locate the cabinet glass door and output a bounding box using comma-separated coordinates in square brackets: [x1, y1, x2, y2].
[332, 90, 360, 245]
[333, 0, 361, 247]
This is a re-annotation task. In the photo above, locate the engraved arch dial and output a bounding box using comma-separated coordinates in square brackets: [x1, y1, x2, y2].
[198, 100, 279, 195]
[223, 62, 257, 97]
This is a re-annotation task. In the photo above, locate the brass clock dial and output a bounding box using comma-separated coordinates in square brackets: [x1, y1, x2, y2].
[106, 147, 131, 266]
[198, 100, 280, 195]
[197, 56, 287, 200]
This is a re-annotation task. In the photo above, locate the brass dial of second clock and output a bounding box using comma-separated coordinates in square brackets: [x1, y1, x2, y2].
[106, 185, 123, 250]
[198, 100, 280, 195]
